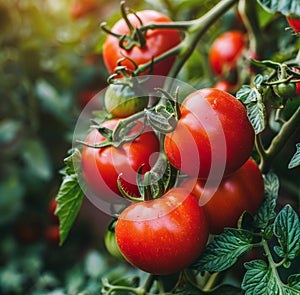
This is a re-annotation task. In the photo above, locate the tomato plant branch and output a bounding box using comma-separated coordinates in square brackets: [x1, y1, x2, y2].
[255, 133, 267, 167]
[134, 0, 238, 78]
[168, 0, 239, 79]
[260, 105, 300, 173]
[238, 0, 265, 59]
[202, 272, 220, 291]
[261, 239, 284, 295]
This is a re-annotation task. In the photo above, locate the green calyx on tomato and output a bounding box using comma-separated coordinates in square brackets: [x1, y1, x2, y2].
[81, 119, 160, 199]
[117, 152, 179, 202]
[104, 83, 149, 118]
[115, 188, 209, 275]
[102, 7, 181, 77]
[273, 82, 297, 99]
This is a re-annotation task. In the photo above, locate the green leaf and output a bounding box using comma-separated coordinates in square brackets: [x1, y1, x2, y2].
[242, 260, 282, 295]
[273, 205, 300, 260]
[287, 274, 300, 291]
[236, 85, 258, 104]
[246, 99, 266, 135]
[193, 229, 254, 272]
[288, 143, 300, 169]
[205, 285, 243, 295]
[253, 74, 264, 87]
[56, 174, 84, 245]
[258, 0, 300, 17]
[255, 173, 279, 229]
[22, 138, 52, 180]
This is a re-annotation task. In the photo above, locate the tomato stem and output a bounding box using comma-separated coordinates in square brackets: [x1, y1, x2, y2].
[133, 0, 238, 78]
[260, 105, 300, 173]
[238, 0, 265, 59]
[202, 272, 221, 291]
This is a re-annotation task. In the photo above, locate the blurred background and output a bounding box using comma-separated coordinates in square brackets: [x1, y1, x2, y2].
[0, 0, 299, 294]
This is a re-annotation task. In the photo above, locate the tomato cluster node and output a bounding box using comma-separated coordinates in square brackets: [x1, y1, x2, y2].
[100, 1, 147, 51]
[118, 154, 178, 202]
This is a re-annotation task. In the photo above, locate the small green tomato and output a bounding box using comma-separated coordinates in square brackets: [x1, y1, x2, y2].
[273, 82, 296, 99]
[104, 83, 148, 118]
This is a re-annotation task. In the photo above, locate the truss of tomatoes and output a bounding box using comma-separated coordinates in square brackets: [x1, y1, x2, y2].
[80, 9, 264, 275]
[81, 86, 265, 275]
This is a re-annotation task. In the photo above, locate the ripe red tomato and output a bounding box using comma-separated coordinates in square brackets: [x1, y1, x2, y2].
[286, 17, 300, 34]
[102, 10, 181, 77]
[209, 31, 246, 76]
[182, 158, 264, 234]
[296, 83, 300, 96]
[81, 119, 160, 199]
[164, 88, 254, 179]
[115, 188, 208, 274]
[69, 0, 98, 20]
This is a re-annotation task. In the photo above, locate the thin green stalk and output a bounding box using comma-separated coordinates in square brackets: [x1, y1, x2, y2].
[260, 105, 300, 173]
[135, 0, 238, 79]
[238, 0, 265, 58]
[255, 133, 267, 168]
[261, 239, 284, 295]
[168, 0, 239, 79]
[202, 272, 220, 291]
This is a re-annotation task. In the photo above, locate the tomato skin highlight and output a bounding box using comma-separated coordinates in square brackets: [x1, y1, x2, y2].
[81, 119, 160, 199]
[115, 188, 208, 275]
[102, 10, 181, 77]
[209, 30, 246, 76]
[182, 158, 264, 234]
[164, 88, 255, 179]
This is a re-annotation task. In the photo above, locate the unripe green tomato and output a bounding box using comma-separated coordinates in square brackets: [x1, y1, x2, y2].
[273, 82, 296, 99]
[104, 84, 148, 118]
[104, 219, 124, 260]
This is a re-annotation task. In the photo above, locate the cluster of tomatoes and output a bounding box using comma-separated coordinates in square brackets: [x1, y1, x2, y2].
[79, 8, 265, 275]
